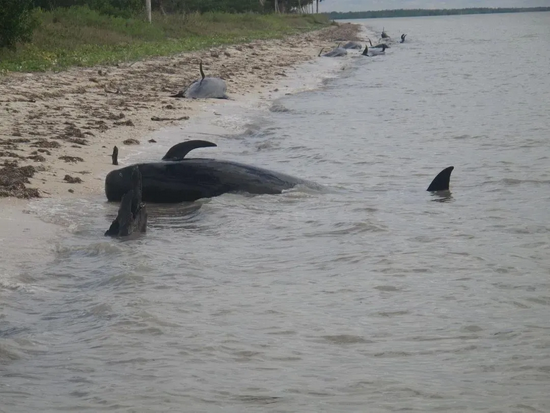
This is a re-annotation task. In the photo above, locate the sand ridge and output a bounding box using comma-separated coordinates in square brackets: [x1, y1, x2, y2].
[0, 23, 362, 201]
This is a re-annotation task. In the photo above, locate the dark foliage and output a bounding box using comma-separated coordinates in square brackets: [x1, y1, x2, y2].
[327, 7, 550, 20]
[0, 0, 39, 50]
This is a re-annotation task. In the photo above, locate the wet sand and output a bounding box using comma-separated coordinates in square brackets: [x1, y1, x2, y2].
[0, 23, 367, 276]
[0, 23, 362, 201]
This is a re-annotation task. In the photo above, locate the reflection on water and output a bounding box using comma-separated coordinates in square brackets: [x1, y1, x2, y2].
[430, 190, 453, 203]
[2, 12, 550, 413]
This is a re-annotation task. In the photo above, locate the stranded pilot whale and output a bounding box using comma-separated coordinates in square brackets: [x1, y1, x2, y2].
[170, 62, 228, 99]
[105, 140, 319, 203]
[319, 43, 348, 57]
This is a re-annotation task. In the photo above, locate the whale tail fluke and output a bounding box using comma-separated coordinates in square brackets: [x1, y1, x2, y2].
[427, 166, 454, 191]
[162, 140, 217, 161]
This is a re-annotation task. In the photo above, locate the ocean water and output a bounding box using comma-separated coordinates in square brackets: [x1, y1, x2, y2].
[2, 12, 550, 413]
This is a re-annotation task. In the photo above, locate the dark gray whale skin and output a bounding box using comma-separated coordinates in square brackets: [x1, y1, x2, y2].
[105, 158, 316, 203]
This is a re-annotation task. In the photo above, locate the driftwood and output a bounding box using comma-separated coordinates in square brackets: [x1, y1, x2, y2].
[105, 166, 147, 237]
[112, 145, 118, 165]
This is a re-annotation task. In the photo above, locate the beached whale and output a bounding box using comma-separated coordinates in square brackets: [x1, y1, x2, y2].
[319, 44, 348, 57]
[341, 41, 362, 50]
[362, 44, 389, 57]
[170, 62, 228, 99]
[105, 140, 318, 203]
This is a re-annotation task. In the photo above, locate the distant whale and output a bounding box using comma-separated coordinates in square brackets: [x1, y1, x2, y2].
[362, 44, 389, 56]
[170, 62, 228, 99]
[319, 43, 348, 57]
[105, 141, 318, 203]
[427, 166, 454, 192]
[341, 41, 362, 50]
[400, 34, 407, 43]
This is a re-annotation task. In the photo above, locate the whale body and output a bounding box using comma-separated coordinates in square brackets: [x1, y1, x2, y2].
[171, 62, 228, 99]
[105, 141, 317, 203]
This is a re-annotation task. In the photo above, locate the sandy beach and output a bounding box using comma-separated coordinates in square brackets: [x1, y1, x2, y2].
[0, 22, 370, 276]
[0, 23, 362, 202]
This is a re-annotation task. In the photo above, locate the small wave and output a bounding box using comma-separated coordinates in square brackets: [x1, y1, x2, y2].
[255, 141, 278, 151]
[234, 395, 282, 405]
[0, 341, 21, 364]
[498, 178, 550, 186]
[0, 279, 37, 293]
[376, 310, 409, 317]
[321, 334, 372, 344]
[269, 102, 291, 113]
[55, 242, 128, 258]
[76, 303, 114, 320]
[304, 221, 386, 237]
[373, 351, 411, 358]
[374, 285, 402, 292]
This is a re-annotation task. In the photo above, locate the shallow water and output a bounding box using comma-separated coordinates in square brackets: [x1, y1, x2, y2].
[2, 12, 550, 412]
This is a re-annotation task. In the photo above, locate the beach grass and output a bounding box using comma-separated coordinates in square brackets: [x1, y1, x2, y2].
[0, 7, 329, 73]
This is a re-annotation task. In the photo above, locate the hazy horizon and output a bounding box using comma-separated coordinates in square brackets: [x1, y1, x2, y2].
[319, 0, 550, 13]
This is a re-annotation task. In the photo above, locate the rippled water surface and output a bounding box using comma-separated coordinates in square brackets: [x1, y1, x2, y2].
[2, 12, 550, 412]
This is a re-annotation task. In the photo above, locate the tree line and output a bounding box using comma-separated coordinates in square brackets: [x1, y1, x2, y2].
[1, 0, 318, 51]
[27, 0, 316, 15]
[327, 7, 550, 20]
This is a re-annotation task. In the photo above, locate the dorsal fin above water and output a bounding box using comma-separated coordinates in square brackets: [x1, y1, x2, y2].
[162, 140, 217, 161]
[427, 166, 454, 191]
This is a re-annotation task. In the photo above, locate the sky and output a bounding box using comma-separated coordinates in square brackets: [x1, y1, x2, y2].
[319, 0, 550, 12]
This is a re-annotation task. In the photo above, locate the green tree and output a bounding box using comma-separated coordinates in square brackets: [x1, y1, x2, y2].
[31, 0, 143, 17]
[0, 0, 38, 50]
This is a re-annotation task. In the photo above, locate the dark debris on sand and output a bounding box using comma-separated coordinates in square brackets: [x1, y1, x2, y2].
[0, 160, 40, 198]
[59, 155, 84, 163]
[64, 174, 83, 184]
[318, 23, 362, 42]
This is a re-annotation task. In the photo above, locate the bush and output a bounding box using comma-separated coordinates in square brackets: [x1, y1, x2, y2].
[0, 0, 39, 50]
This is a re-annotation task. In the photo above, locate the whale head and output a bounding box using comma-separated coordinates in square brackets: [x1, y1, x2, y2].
[105, 166, 135, 202]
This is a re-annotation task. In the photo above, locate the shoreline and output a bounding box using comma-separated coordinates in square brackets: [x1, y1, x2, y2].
[0, 22, 372, 279]
[0, 23, 362, 201]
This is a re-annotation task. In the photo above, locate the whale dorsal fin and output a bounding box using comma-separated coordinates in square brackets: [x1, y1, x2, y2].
[198, 61, 205, 86]
[362, 45, 369, 56]
[162, 140, 217, 161]
[427, 166, 454, 191]
[199, 61, 205, 80]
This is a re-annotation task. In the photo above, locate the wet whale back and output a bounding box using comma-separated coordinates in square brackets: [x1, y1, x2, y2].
[342, 41, 362, 50]
[323, 47, 348, 57]
[106, 159, 311, 203]
[184, 77, 227, 99]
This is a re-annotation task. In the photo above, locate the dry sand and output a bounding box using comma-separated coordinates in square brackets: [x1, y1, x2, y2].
[0, 23, 362, 202]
